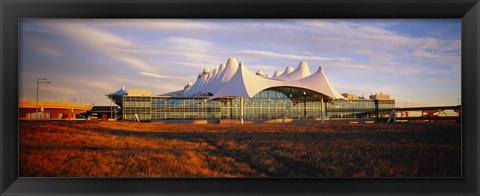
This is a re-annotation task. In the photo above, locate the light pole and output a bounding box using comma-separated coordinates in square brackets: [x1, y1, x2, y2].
[36, 78, 51, 119]
[289, 94, 292, 118]
[303, 91, 307, 118]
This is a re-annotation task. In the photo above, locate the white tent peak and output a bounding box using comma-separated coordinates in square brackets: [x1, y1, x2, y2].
[221, 57, 239, 82]
[311, 66, 323, 75]
[204, 68, 218, 86]
[296, 60, 311, 74]
[212, 65, 224, 82]
[273, 71, 281, 77]
[211, 61, 268, 99]
[203, 68, 211, 75]
[299, 60, 308, 68]
[210, 60, 346, 101]
[184, 58, 346, 101]
[276, 61, 311, 80]
[313, 66, 324, 74]
[218, 63, 226, 72]
[281, 66, 294, 76]
[226, 57, 238, 67]
[184, 82, 193, 90]
[256, 70, 265, 77]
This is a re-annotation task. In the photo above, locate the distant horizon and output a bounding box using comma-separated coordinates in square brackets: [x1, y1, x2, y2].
[19, 19, 461, 107]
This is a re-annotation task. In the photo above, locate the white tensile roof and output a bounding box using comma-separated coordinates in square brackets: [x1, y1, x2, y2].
[185, 58, 240, 96]
[272, 70, 282, 77]
[183, 57, 346, 100]
[280, 66, 294, 76]
[275, 61, 311, 80]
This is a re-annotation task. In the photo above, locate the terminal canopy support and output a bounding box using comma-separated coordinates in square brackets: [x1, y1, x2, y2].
[240, 97, 244, 124]
[321, 98, 324, 124]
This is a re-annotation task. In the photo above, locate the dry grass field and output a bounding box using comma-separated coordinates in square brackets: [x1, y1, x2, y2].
[19, 121, 461, 177]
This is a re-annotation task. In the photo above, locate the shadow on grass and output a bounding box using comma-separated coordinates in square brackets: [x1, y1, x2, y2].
[80, 125, 461, 177]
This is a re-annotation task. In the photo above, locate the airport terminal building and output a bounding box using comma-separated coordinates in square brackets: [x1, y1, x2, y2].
[108, 58, 395, 122]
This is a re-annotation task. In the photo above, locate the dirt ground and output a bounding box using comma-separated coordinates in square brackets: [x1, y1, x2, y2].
[19, 121, 461, 177]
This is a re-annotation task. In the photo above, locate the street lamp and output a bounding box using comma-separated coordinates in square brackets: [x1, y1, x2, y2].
[36, 78, 51, 119]
[303, 91, 307, 118]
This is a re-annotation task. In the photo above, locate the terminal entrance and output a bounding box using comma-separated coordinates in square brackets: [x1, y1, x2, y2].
[215, 87, 328, 120]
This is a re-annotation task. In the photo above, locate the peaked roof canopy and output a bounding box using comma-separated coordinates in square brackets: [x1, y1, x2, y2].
[107, 85, 128, 106]
[109, 85, 128, 96]
[181, 57, 346, 100]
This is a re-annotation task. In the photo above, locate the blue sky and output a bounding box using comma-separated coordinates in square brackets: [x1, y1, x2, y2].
[19, 19, 461, 107]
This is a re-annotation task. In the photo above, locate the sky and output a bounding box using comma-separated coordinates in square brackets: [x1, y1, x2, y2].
[19, 19, 461, 107]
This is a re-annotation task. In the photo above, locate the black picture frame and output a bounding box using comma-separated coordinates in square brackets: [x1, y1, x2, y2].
[1, 0, 479, 195]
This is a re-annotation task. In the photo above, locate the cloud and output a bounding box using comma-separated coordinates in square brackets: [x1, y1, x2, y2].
[110, 36, 222, 70]
[46, 22, 131, 48]
[138, 72, 171, 79]
[110, 76, 183, 95]
[157, 37, 219, 61]
[19, 19, 461, 107]
[93, 19, 224, 32]
[292, 20, 461, 76]
[238, 50, 352, 62]
[116, 56, 156, 71]
[33, 45, 62, 57]
[76, 80, 118, 92]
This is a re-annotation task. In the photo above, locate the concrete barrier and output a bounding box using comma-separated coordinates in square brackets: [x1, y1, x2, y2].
[150, 118, 381, 124]
[155, 119, 220, 124]
[219, 119, 253, 124]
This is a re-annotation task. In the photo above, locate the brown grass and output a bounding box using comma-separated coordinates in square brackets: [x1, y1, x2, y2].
[19, 121, 461, 177]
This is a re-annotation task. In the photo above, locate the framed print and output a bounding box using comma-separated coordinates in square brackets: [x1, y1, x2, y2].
[17, 18, 462, 178]
[1, 0, 479, 195]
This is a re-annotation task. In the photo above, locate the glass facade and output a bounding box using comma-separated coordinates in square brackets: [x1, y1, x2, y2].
[123, 96, 151, 121]
[122, 87, 395, 121]
[150, 97, 220, 120]
[326, 99, 395, 118]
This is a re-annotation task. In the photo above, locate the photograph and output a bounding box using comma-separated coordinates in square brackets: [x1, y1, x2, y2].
[18, 19, 462, 178]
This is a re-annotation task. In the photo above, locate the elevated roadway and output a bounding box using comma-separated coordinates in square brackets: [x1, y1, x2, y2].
[19, 100, 92, 120]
